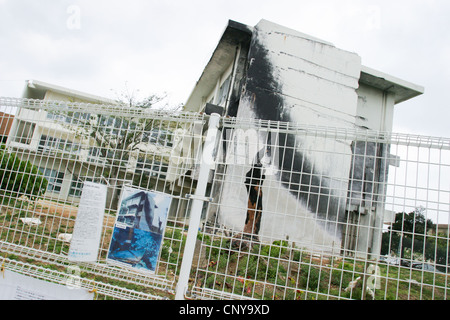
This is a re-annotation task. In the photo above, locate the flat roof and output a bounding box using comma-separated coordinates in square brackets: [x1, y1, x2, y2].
[360, 65, 424, 104]
[22, 79, 117, 105]
[185, 19, 425, 111]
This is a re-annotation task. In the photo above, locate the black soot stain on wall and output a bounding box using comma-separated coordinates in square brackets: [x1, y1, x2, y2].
[241, 31, 346, 234]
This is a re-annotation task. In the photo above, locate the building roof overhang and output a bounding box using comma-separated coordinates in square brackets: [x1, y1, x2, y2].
[22, 79, 117, 105]
[184, 19, 424, 112]
[359, 65, 424, 104]
[184, 20, 253, 112]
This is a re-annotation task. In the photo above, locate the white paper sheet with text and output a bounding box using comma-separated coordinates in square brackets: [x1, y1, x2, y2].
[68, 182, 107, 262]
[0, 269, 93, 300]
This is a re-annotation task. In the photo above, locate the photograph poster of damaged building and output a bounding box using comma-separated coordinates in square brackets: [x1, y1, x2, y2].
[107, 186, 172, 274]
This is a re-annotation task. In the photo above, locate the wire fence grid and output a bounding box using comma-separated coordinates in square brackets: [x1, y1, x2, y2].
[0, 97, 449, 300]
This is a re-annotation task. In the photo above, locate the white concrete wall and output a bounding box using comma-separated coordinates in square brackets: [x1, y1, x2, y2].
[356, 83, 396, 132]
[218, 20, 362, 253]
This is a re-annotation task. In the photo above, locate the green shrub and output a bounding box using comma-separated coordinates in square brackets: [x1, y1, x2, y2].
[0, 144, 48, 199]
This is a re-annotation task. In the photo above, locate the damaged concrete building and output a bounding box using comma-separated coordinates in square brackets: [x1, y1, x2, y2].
[169, 19, 424, 258]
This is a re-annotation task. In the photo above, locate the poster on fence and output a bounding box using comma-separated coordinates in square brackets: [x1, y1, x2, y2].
[106, 186, 172, 274]
[68, 182, 107, 262]
[0, 269, 94, 300]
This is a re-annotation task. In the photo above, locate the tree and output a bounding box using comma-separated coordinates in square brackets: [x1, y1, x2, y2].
[0, 144, 48, 200]
[55, 88, 180, 209]
[382, 208, 434, 259]
[88, 92, 176, 162]
[381, 207, 449, 270]
[390, 207, 434, 242]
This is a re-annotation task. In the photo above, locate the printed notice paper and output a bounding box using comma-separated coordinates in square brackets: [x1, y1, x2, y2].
[0, 269, 93, 300]
[68, 182, 107, 262]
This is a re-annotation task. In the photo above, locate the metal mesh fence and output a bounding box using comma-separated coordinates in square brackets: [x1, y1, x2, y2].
[0, 97, 449, 300]
[0, 97, 207, 299]
[191, 117, 450, 300]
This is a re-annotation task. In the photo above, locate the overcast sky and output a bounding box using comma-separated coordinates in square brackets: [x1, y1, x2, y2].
[1, 0, 449, 138]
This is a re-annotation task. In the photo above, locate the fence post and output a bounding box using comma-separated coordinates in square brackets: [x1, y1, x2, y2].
[175, 113, 220, 300]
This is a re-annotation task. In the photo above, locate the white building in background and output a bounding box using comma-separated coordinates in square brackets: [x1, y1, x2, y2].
[170, 19, 424, 258]
[6, 80, 172, 206]
[6, 80, 115, 202]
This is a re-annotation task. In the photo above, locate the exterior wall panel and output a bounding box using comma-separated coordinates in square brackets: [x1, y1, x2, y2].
[218, 20, 362, 252]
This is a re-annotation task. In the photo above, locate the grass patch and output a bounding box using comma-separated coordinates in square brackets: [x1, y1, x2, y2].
[195, 232, 450, 300]
[1, 196, 449, 300]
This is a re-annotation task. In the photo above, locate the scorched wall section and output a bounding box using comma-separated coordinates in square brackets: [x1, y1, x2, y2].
[218, 20, 362, 252]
